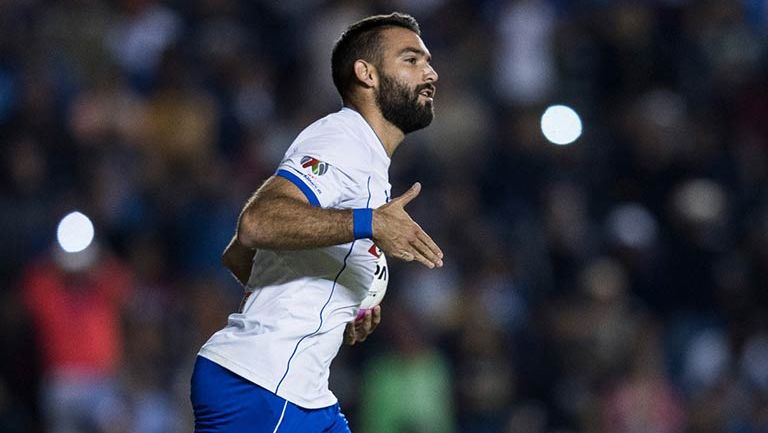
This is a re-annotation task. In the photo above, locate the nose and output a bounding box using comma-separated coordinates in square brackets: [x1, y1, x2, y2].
[425, 63, 438, 83]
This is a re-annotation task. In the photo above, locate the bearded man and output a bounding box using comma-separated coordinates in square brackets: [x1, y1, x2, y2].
[191, 12, 443, 433]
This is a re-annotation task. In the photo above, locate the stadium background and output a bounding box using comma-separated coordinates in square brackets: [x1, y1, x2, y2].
[1, 0, 768, 432]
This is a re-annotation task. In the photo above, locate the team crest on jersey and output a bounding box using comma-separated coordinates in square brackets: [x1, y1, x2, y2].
[301, 156, 328, 176]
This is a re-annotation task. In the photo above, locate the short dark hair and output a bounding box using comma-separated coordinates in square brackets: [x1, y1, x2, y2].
[331, 12, 421, 102]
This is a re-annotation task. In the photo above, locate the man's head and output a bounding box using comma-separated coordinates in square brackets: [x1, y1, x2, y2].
[331, 12, 438, 134]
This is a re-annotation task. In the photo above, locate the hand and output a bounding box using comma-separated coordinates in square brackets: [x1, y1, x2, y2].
[344, 305, 382, 346]
[372, 182, 444, 269]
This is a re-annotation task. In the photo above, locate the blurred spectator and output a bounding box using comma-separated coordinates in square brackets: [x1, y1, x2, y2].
[107, 0, 181, 91]
[0, 135, 53, 280]
[138, 48, 218, 189]
[360, 304, 456, 433]
[494, 0, 557, 106]
[0, 288, 40, 433]
[20, 242, 134, 433]
[598, 326, 686, 433]
[453, 294, 516, 433]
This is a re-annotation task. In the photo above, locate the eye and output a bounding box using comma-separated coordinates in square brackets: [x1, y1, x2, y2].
[405, 57, 417, 64]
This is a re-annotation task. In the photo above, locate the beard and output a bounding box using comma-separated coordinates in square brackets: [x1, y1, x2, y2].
[375, 73, 434, 134]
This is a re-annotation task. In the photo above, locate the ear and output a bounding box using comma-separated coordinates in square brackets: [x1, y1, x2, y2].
[353, 60, 378, 88]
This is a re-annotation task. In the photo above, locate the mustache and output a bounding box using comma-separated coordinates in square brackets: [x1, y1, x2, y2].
[415, 83, 436, 95]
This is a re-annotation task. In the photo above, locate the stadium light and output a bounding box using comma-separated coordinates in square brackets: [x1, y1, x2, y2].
[541, 104, 582, 145]
[56, 211, 95, 253]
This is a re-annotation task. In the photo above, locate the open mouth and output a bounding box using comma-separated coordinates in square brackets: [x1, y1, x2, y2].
[418, 86, 435, 100]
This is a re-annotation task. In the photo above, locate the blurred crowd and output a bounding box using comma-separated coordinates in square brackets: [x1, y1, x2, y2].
[1, 0, 768, 432]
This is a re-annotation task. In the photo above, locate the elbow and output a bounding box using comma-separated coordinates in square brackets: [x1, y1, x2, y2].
[221, 248, 235, 269]
[237, 212, 269, 249]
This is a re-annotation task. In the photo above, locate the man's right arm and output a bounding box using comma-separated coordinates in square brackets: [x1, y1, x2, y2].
[237, 176, 443, 268]
[237, 175, 356, 250]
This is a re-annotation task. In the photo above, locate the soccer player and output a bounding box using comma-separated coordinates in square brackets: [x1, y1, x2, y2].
[191, 12, 443, 433]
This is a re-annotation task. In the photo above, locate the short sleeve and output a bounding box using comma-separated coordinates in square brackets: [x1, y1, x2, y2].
[277, 153, 356, 209]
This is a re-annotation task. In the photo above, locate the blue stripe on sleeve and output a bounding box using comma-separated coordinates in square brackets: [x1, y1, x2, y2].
[276, 169, 321, 207]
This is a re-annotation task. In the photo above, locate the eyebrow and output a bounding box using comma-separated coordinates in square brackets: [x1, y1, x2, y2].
[398, 47, 432, 62]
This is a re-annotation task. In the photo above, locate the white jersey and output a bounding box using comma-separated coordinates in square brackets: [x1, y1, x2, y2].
[199, 107, 391, 409]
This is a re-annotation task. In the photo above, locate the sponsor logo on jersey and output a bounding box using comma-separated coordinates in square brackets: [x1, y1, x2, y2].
[299, 172, 322, 195]
[374, 263, 388, 281]
[301, 156, 328, 176]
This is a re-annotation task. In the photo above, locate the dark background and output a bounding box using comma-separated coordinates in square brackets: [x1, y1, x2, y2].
[1, 0, 767, 432]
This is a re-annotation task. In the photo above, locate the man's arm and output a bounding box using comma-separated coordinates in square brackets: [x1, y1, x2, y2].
[237, 175, 356, 250]
[222, 235, 255, 286]
[223, 174, 349, 286]
[227, 175, 440, 346]
[237, 176, 444, 268]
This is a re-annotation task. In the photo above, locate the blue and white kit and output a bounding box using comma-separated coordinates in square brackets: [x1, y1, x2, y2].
[193, 107, 391, 432]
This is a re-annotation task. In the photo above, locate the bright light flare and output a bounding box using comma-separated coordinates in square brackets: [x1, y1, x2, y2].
[56, 211, 95, 253]
[541, 104, 583, 145]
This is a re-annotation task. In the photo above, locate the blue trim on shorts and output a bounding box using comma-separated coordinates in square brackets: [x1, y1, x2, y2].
[276, 169, 321, 207]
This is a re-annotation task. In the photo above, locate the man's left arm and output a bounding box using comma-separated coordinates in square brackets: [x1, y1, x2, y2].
[222, 231, 382, 345]
[222, 235, 255, 286]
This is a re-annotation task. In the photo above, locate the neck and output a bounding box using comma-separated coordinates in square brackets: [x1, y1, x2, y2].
[344, 101, 404, 157]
